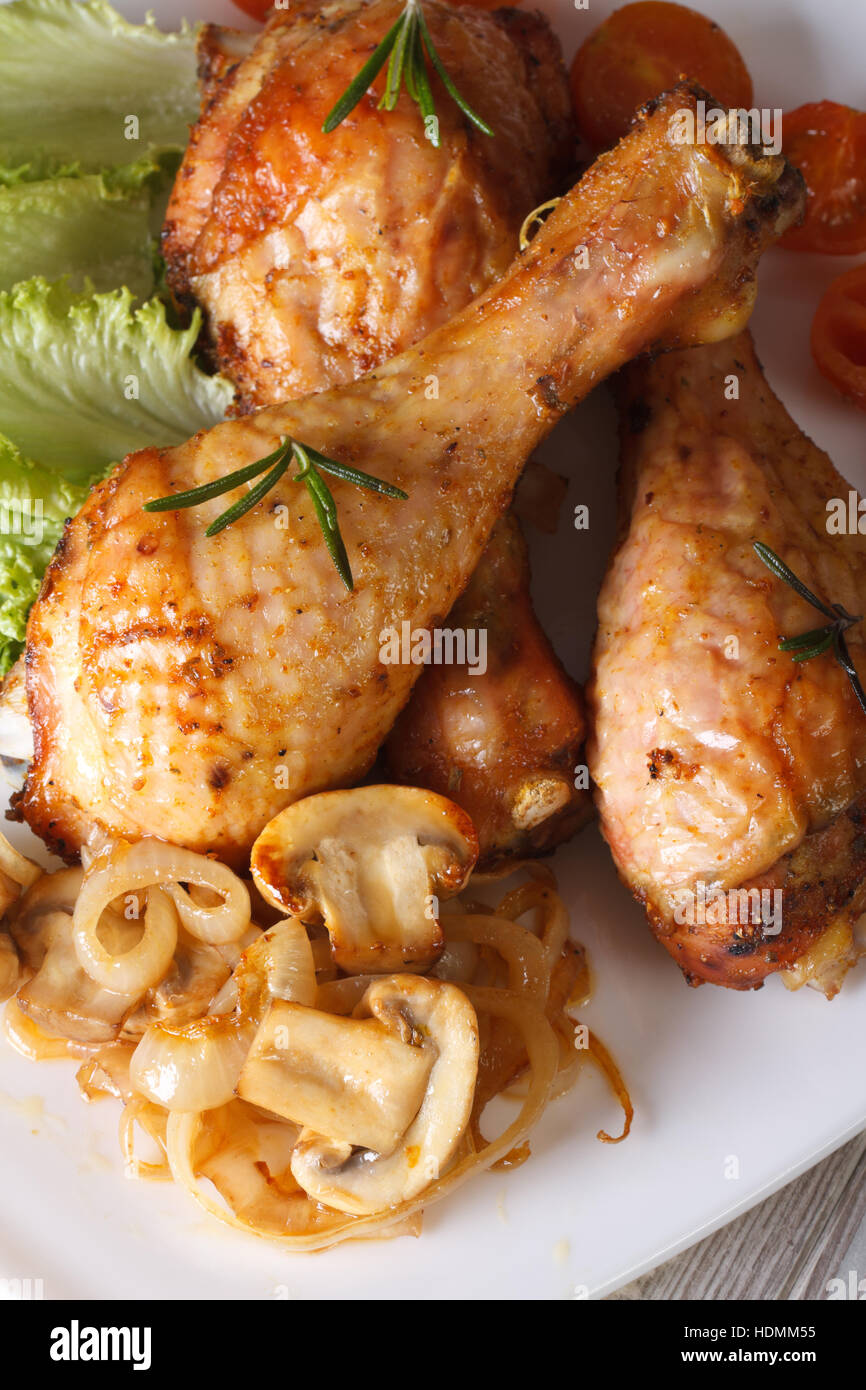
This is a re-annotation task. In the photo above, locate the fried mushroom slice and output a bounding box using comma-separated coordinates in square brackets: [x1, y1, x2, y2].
[16, 911, 143, 1045]
[290, 975, 479, 1216]
[6, 866, 83, 968]
[251, 787, 478, 974]
[236, 997, 433, 1156]
[120, 929, 234, 1038]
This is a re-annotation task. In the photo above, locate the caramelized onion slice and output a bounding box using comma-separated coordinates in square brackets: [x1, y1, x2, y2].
[72, 841, 250, 983]
[7, 866, 83, 969]
[74, 885, 178, 994]
[0, 830, 41, 896]
[233, 918, 317, 1019]
[0, 930, 19, 1002]
[131, 1015, 255, 1112]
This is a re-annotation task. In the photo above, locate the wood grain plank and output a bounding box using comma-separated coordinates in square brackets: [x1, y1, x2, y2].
[609, 1132, 866, 1301]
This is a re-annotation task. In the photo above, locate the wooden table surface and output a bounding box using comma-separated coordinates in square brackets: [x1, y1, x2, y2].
[609, 1131, 866, 1300]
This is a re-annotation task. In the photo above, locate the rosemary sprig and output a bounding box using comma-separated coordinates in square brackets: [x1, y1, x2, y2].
[145, 437, 407, 592]
[322, 0, 493, 149]
[753, 541, 866, 715]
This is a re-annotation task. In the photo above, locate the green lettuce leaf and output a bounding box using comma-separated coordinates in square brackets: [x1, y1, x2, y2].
[0, 439, 89, 673]
[0, 279, 233, 674]
[0, 0, 199, 177]
[0, 163, 160, 297]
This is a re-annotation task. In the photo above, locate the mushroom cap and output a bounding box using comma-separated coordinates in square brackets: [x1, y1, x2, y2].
[289, 974, 479, 1214]
[250, 786, 478, 974]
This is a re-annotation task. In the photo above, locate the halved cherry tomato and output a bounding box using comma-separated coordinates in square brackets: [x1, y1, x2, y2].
[812, 265, 866, 411]
[779, 102, 866, 255]
[230, 0, 272, 19]
[569, 1, 753, 151]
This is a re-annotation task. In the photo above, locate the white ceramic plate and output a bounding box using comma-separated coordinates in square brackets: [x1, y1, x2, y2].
[1, 0, 865, 1302]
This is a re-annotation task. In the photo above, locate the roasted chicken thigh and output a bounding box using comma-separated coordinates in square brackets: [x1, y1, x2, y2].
[18, 89, 802, 866]
[589, 331, 866, 994]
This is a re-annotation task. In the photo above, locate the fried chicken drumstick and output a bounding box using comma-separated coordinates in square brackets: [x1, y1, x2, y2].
[164, 0, 575, 406]
[589, 330, 866, 995]
[164, 0, 588, 864]
[17, 88, 802, 866]
[384, 513, 591, 865]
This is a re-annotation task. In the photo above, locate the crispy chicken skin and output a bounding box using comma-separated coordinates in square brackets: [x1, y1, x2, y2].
[163, 0, 575, 407]
[588, 331, 866, 993]
[168, 0, 584, 866]
[17, 88, 802, 866]
[385, 514, 591, 865]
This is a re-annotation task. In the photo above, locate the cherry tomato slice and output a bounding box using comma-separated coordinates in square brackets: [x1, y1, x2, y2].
[812, 265, 866, 411]
[569, 1, 753, 151]
[230, 0, 272, 20]
[779, 102, 866, 255]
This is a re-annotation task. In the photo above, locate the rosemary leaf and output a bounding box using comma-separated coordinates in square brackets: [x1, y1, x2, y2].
[834, 630, 866, 716]
[411, 21, 437, 141]
[322, 12, 404, 132]
[778, 626, 835, 652]
[754, 540, 866, 717]
[753, 541, 837, 621]
[145, 436, 405, 589]
[416, 4, 494, 136]
[302, 443, 407, 498]
[324, 1, 493, 142]
[380, 7, 414, 112]
[404, 16, 420, 103]
[144, 441, 288, 513]
[787, 631, 836, 662]
[302, 462, 337, 529]
[304, 470, 354, 591]
[205, 453, 291, 537]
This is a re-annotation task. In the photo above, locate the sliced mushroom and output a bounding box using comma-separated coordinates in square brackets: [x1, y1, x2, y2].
[290, 975, 479, 1215]
[236, 998, 434, 1156]
[7, 867, 83, 969]
[77, 1042, 137, 1103]
[251, 786, 478, 974]
[16, 910, 144, 1045]
[121, 929, 234, 1038]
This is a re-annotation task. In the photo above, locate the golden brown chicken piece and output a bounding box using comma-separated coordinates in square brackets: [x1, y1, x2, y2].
[167, 0, 584, 867]
[385, 514, 591, 865]
[17, 88, 802, 867]
[163, 0, 575, 407]
[589, 331, 866, 995]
